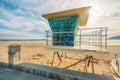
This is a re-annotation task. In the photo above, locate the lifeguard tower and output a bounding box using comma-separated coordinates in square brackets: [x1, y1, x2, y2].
[42, 6, 109, 73]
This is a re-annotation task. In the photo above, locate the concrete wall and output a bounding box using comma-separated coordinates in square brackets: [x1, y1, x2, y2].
[0, 62, 114, 80]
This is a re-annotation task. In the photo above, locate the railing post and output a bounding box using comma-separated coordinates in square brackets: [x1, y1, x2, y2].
[105, 27, 108, 50]
[100, 28, 102, 51]
[79, 29, 81, 49]
[46, 30, 49, 46]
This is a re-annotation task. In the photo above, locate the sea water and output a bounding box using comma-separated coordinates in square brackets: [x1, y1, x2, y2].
[108, 39, 120, 46]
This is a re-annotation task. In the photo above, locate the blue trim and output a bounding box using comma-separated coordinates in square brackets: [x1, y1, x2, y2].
[84, 49, 96, 52]
[8, 50, 13, 55]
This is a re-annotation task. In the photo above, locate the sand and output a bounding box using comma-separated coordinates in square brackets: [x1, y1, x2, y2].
[0, 41, 120, 77]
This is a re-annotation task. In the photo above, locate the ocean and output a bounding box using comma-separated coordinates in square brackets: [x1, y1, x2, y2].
[0, 39, 120, 46]
[108, 39, 120, 45]
[0, 39, 46, 42]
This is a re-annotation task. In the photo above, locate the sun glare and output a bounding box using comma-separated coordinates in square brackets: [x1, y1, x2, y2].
[88, 5, 103, 24]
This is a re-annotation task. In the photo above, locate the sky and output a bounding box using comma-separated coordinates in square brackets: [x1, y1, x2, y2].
[0, 0, 120, 39]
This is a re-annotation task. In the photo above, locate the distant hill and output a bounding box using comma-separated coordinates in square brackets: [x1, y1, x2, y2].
[109, 35, 120, 40]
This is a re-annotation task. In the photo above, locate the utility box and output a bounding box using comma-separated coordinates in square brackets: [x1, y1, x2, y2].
[8, 44, 21, 65]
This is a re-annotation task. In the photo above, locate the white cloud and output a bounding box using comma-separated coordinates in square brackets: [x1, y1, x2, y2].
[10, 0, 91, 14]
[0, 0, 120, 39]
[0, 8, 25, 28]
[0, 7, 49, 32]
[15, 9, 25, 15]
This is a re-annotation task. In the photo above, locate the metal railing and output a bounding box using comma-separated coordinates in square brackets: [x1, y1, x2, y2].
[46, 27, 108, 51]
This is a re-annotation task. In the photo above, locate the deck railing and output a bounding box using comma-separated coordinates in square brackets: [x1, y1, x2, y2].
[46, 27, 108, 51]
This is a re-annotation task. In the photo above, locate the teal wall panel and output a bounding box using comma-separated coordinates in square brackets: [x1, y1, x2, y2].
[48, 16, 78, 46]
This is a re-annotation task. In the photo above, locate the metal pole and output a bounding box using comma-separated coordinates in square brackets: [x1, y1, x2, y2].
[100, 28, 102, 51]
[96, 35, 97, 47]
[98, 30, 100, 50]
[51, 32, 53, 46]
[93, 36, 94, 46]
[97, 33, 100, 47]
[46, 30, 49, 46]
[79, 29, 81, 49]
[89, 36, 90, 46]
[105, 27, 108, 49]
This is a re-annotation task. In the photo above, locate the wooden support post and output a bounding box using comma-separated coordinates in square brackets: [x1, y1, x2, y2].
[51, 52, 62, 66]
[84, 56, 87, 72]
[51, 52, 56, 66]
[84, 55, 88, 72]
[61, 52, 64, 59]
[63, 55, 97, 74]
[87, 56, 91, 66]
[91, 56, 94, 74]
[56, 52, 62, 61]
[85, 55, 95, 74]
[19, 50, 21, 61]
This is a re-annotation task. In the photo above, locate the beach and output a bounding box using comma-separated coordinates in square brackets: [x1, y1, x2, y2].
[0, 41, 120, 77]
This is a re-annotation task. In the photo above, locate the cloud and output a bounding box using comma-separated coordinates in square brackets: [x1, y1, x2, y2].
[14, 9, 25, 15]
[0, 0, 120, 39]
[5, 0, 91, 14]
[0, 8, 25, 29]
[0, 4, 49, 39]
[103, 11, 120, 19]
[0, 7, 49, 32]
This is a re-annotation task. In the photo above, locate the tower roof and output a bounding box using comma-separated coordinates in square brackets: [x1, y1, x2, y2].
[42, 6, 91, 26]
